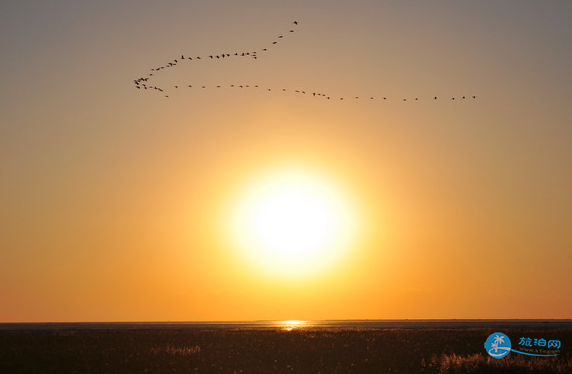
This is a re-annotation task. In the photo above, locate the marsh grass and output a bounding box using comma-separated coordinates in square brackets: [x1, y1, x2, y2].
[1, 327, 570, 373]
[439, 353, 572, 374]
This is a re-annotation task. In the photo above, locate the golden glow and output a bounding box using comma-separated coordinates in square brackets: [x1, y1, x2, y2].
[228, 167, 359, 278]
[280, 320, 306, 331]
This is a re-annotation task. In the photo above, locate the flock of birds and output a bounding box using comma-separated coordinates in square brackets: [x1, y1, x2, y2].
[133, 21, 477, 102]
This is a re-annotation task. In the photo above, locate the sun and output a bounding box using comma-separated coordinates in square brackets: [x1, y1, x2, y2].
[228, 167, 358, 278]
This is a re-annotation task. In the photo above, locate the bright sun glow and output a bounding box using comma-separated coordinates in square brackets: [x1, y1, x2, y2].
[228, 167, 358, 278]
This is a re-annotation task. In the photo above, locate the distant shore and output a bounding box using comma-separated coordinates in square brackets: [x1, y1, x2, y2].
[2, 319, 572, 331]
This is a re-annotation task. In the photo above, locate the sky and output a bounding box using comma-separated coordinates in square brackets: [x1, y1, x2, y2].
[1, 0, 571, 322]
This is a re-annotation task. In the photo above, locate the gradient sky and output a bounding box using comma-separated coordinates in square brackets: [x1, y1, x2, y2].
[1, 0, 571, 322]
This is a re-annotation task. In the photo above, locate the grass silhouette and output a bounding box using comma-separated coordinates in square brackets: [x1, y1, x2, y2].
[1, 326, 570, 373]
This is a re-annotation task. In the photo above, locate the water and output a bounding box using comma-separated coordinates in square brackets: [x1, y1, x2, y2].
[1, 319, 571, 331]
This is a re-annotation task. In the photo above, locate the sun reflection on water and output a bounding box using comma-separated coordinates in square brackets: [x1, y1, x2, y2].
[280, 320, 306, 331]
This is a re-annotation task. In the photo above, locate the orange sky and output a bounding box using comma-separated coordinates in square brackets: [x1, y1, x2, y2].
[1, 1, 571, 322]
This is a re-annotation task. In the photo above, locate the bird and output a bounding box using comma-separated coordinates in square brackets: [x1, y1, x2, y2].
[272, 41, 277, 44]
[293, 21, 298, 25]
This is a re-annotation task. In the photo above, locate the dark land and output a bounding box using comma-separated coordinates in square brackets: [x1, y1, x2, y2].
[1, 320, 571, 374]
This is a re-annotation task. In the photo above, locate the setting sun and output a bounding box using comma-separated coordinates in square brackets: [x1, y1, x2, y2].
[228, 167, 359, 278]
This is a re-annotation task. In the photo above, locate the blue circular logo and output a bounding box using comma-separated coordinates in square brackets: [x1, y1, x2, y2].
[485, 332, 511, 359]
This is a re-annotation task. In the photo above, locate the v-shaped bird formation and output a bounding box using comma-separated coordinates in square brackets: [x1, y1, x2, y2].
[133, 21, 476, 102]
